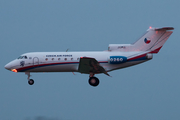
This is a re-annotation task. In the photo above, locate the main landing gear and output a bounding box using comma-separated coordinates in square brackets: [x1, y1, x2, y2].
[24, 72, 100, 86]
[88, 73, 100, 87]
[25, 72, 34, 85]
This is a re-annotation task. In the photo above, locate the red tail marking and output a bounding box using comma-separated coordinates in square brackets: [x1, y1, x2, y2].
[150, 46, 162, 53]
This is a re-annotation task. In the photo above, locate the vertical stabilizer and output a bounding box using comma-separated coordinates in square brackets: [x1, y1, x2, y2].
[132, 27, 174, 53]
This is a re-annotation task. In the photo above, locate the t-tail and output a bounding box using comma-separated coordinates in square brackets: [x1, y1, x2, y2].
[108, 27, 174, 53]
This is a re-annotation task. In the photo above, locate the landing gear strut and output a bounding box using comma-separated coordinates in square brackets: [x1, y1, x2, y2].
[25, 72, 34, 85]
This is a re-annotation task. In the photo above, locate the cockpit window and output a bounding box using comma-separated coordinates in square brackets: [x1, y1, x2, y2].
[18, 56, 22, 59]
[18, 56, 28, 59]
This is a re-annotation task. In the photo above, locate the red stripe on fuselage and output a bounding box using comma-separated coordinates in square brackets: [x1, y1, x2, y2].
[127, 54, 147, 61]
[17, 62, 79, 72]
[17, 61, 108, 72]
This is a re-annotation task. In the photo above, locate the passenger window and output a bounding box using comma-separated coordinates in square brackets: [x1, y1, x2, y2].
[45, 58, 48, 61]
[71, 58, 73, 60]
[64, 58, 67, 61]
[52, 58, 54, 60]
[77, 58, 79, 60]
[58, 58, 61, 60]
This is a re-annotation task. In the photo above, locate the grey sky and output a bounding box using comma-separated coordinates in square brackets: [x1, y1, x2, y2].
[1, 0, 180, 120]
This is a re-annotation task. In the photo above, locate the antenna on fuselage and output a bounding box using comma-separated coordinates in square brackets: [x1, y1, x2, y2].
[66, 49, 69, 52]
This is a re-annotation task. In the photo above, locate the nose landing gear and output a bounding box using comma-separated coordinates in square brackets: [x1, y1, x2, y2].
[28, 79, 34, 85]
[25, 72, 34, 85]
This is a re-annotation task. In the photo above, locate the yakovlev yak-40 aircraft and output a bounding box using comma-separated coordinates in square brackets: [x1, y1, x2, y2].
[5, 27, 174, 87]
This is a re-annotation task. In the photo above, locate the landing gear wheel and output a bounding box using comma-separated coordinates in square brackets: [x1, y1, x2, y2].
[28, 79, 34, 85]
[89, 77, 99, 87]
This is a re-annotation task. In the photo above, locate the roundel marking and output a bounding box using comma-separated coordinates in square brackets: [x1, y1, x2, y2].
[144, 38, 151, 44]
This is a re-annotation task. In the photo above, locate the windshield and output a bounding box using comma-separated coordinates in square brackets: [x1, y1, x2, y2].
[17, 56, 28, 59]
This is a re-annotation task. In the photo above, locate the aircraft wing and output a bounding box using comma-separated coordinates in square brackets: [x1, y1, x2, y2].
[78, 57, 110, 76]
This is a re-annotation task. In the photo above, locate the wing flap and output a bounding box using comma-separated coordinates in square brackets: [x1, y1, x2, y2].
[78, 57, 110, 76]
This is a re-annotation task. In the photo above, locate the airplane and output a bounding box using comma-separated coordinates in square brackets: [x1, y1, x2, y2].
[4, 27, 174, 87]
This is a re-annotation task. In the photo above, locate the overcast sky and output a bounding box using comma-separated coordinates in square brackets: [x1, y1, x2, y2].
[1, 0, 180, 120]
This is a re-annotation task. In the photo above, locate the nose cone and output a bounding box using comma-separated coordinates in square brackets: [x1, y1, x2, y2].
[5, 60, 19, 72]
[4, 63, 12, 70]
[5, 59, 17, 71]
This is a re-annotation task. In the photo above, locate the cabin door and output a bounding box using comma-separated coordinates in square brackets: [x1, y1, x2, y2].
[33, 57, 39, 67]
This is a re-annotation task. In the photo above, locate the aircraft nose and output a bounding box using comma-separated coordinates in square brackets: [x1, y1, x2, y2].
[5, 60, 18, 72]
[4, 63, 11, 70]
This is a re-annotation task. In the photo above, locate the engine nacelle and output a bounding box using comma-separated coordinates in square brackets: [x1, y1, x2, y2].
[108, 56, 127, 64]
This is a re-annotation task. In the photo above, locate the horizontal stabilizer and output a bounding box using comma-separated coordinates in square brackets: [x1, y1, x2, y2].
[155, 27, 174, 31]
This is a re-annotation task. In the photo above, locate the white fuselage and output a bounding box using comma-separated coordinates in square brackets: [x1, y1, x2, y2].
[4, 51, 151, 74]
